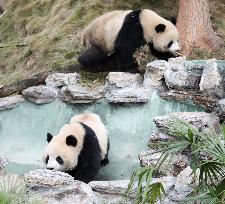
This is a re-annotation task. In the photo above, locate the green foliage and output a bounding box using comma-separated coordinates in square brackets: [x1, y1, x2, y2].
[126, 117, 225, 203]
[0, 175, 43, 204]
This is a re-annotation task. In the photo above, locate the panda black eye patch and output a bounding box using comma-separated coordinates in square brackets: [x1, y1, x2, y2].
[46, 155, 49, 164]
[168, 41, 173, 48]
[56, 156, 64, 165]
[66, 135, 77, 147]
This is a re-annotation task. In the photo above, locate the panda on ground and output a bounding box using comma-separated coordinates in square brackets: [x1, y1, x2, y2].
[42, 113, 109, 183]
[78, 9, 180, 73]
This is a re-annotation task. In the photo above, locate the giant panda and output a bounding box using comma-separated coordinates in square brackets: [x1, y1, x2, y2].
[78, 9, 180, 73]
[42, 113, 109, 183]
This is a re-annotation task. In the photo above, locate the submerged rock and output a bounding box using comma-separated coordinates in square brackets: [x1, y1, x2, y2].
[154, 112, 220, 133]
[22, 85, 58, 104]
[25, 169, 98, 204]
[105, 72, 151, 103]
[45, 73, 80, 88]
[60, 85, 103, 103]
[164, 57, 204, 91]
[0, 95, 25, 111]
[199, 59, 224, 97]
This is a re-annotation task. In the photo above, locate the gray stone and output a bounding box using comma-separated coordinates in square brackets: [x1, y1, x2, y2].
[167, 166, 193, 201]
[199, 59, 224, 97]
[105, 72, 142, 89]
[60, 85, 103, 103]
[0, 95, 25, 111]
[139, 150, 188, 176]
[22, 85, 58, 104]
[154, 112, 220, 133]
[25, 169, 98, 204]
[45, 73, 80, 88]
[164, 57, 203, 90]
[148, 131, 177, 146]
[105, 87, 151, 103]
[144, 60, 169, 90]
[105, 72, 150, 103]
[0, 156, 8, 175]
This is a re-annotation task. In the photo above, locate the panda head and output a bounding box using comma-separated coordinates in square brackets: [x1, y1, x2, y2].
[152, 21, 180, 55]
[42, 124, 83, 172]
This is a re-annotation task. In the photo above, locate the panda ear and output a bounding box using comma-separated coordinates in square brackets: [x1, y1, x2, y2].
[170, 16, 177, 25]
[47, 133, 53, 143]
[155, 24, 166, 33]
[66, 135, 77, 147]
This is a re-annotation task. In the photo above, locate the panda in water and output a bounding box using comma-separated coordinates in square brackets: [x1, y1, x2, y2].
[42, 113, 109, 183]
[78, 9, 180, 73]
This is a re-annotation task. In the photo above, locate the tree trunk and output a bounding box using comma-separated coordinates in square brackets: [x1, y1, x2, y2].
[177, 0, 222, 55]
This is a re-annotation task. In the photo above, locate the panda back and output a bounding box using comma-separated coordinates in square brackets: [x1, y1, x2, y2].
[70, 113, 108, 159]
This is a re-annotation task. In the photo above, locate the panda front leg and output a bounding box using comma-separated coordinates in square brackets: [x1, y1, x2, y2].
[101, 140, 110, 167]
[115, 49, 139, 73]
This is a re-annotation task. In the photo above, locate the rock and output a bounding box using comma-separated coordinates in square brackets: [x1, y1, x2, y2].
[105, 72, 151, 103]
[213, 98, 225, 120]
[199, 59, 224, 97]
[139, 150, 188, 176]
[22, 85, 58, 104]
[60, 85, 103, 103]
[105, 72, 142, 89]
[45, 73, 80, 88]
[24, 169, 74, 187]
[90, 177, 177, 203]
[25, 169, 98, 204]
[159, 90, 218, 111]
[167, 166, 193, 201]
[164, 57, 204, 90]
[0, 95, 25, 111]
[105, 87, 151, 103]
[144, 60, 169, 90]
[0, 156, 8, 175]
[154, 112, 220, 133]
[148, 131, 177, 146]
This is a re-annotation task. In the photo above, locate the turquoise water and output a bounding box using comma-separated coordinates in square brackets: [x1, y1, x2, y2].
[0, 92, 203, 180]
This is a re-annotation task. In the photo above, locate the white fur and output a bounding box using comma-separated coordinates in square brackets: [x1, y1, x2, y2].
[43, 113, 108, 171]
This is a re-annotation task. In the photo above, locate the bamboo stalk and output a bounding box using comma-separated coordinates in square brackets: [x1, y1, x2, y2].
[0, 43, 27, 48]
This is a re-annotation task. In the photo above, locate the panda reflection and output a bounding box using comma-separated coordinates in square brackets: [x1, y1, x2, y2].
[78, 9, 180, 73]
[42, 113, 109, 183]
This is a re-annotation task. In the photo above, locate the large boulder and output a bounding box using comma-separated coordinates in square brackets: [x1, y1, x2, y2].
[153, 112, 220, 133]
[22, 85, 58, 104]
[164, 57, 204, 90]
[60, 85, 103, 103]
[105, 72, 151, 103]
[45, 73, 80, 88]
[25, 169, 98, 204]
[0, 95, 25, 111]
[199, 59, 224, 97]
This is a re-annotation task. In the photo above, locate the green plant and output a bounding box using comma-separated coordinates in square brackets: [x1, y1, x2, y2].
[126, 117, 225, 204]
[0, 174, 43, 204]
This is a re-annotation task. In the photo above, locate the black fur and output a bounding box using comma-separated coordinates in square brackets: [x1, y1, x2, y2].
[78, 44, 108, 72]
[66, 135, 77, 147]
[101, 139, 110, 166]
[155, 24, 166, 33]
[149, 43, 176, 61]
[113, 9, 145, 73]
[47, 133, 53, 143]
[67, 123, 102, 183]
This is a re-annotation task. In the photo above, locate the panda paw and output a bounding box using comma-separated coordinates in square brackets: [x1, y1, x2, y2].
[101, 158, 109, 167]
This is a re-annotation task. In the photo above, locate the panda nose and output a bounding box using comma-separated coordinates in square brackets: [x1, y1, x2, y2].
[47, 168, 54, 170]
